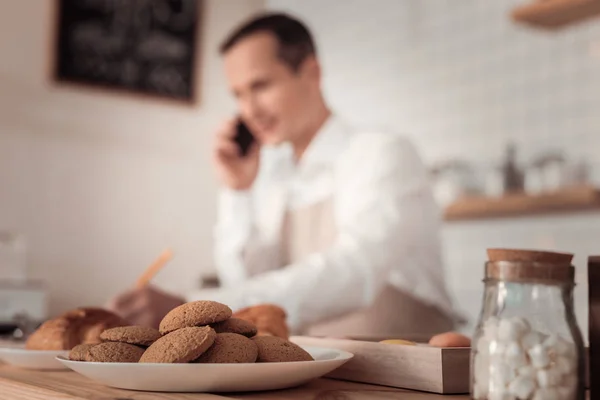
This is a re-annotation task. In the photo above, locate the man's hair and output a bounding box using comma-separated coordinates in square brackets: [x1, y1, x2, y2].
[219, 13, 317, 72]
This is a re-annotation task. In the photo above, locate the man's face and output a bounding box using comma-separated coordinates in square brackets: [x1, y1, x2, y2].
[224, 32, 317, 146]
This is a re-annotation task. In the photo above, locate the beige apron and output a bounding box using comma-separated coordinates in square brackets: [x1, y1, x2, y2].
[281, 198, 455, 338]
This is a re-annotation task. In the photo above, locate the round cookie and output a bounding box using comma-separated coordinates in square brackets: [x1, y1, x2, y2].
[86, 342, 145, 363]
[68, 344, 95, 361]
[233, 304, 289, 339]
[140, 326, 216, 363]
[195, 333, 258, 364]
[159, 301, 232, 334]
[234, 304, 287, 320]
[100, 326, 161, 347]
[252, 336, 314, 362]
[211, 318, 257, 338]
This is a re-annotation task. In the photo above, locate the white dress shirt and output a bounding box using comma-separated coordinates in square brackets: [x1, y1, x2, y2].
[189, 115, 460, 333]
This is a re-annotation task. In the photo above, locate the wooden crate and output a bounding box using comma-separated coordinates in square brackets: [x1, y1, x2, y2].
[292, 336, 470, 394]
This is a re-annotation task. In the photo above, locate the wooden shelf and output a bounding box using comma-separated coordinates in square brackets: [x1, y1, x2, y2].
[512, 0, 600, 29]
[444, 185, 600, 221]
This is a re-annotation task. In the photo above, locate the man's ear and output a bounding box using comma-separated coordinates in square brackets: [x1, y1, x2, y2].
[298, 55, 321, 82]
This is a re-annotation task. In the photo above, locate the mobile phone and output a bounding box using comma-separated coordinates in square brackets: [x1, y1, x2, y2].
[233, 119, 256, 157]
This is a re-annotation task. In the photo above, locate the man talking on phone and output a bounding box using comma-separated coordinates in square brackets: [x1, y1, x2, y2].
[108, 13, 462, 336]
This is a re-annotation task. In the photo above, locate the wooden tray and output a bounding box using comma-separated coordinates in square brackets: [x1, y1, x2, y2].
[291, 336, 470, 394]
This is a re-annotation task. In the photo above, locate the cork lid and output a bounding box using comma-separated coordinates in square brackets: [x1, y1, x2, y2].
[485, 249, 574, 284]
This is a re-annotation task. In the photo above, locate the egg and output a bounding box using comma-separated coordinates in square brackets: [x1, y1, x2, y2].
[428, 332, 471, 348]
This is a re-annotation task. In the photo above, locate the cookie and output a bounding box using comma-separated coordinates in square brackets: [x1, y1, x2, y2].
[195, 333, 258, 363]
[234, 304, 286, 319]
[86, 342, 145, 363]
[140, 326, 216, 363]
[64, 307, 129, 346]
[211, 318, 257, 338]
[233, 304, 289, 339]
[252, 336, 314, 362]
[68, 344, 95, 361]
[25, 318, 79, 351]
[25, 307, 127, 350]
[100, 326, 161, 347]
[159, 301, 232, 334]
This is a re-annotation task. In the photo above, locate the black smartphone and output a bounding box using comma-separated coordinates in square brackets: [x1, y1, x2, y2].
[233, 119, 256, 157]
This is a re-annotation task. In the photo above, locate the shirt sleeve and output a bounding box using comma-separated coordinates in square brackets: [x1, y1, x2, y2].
[211, 188, 253, 286]
[212, 186, 282, 288]
[190, 135, 442, 332]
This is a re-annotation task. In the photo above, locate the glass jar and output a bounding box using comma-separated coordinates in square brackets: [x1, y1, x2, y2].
[470, 260, 585, 400]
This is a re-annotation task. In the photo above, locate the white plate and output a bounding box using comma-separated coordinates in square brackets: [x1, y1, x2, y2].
[0, 347, 70, 370]
[57, 346, 353, 392]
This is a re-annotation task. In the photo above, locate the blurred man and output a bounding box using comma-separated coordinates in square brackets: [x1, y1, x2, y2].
[108, 13, 462, 336]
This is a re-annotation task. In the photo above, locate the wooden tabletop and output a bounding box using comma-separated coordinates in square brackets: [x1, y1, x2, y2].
[0, 365, 469, 400]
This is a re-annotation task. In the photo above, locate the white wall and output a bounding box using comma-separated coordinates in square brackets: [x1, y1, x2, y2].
[267, 0, 600, 339]
[0, 0, 264, 316]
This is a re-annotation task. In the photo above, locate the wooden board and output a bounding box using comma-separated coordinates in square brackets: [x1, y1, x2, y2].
[0, 365, 465, 400]
[444, 185, 600, 221]
[291, 336, 470, 394]
[512, 0, 600, 29]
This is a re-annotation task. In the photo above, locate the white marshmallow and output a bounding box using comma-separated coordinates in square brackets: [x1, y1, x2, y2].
[479, 319, 579, 400]
[490, 340, 507, 360]
[473, 354, 490, 396]
[505, 341, 528, 369]
[498, 317, 530, 342]
[554, 355, 575, 375]
[561, 374, 577, 392]
[517, 365, 537, 380]
[489, 388, 517, 400]
[528, 344, 551, 368]
[477, 338, 491, 355]
[521, 331, 544, 350]
[544, 334, 574, 357]
[472, 381, 487, 400]
[508, 375, 536, 399]
[556, 385, 573, 400]
[532, 388, 560, 400]
[484, 316, 500, 340]
[537, 367, 562, 388]
[490, 359, 516, 386]
[474, 353, 490, 377]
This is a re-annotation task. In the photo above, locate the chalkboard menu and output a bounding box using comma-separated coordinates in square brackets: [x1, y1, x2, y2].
[53, 0, 201, 102]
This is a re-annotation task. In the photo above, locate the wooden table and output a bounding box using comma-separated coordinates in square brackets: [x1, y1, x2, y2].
[0, 365, 469, 400]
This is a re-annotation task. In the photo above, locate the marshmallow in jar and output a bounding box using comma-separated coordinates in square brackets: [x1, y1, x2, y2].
[470, 249, 585, 400]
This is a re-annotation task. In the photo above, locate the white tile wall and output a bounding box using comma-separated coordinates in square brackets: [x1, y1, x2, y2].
[0, 0, 266, 316]
[268, 0, 600, 339]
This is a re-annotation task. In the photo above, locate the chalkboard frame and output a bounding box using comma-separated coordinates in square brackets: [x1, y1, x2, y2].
[48, 0, 204, 106]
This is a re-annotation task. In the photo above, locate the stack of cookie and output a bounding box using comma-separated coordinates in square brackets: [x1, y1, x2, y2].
[69, 301, 314, 364]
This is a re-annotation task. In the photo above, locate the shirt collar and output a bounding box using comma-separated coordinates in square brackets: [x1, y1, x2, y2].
[297, 114, 350, 169]
[260, 114, 350, 174]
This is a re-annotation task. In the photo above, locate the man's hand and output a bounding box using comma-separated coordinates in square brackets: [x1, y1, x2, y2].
[212, 118, 260, 191]
[105, 285, 185, 329]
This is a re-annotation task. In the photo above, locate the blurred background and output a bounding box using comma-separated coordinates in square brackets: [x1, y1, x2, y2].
[1, 0, 599, 339]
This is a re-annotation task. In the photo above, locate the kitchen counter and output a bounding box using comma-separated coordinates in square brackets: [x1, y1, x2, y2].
[0, 364, 468, 399]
